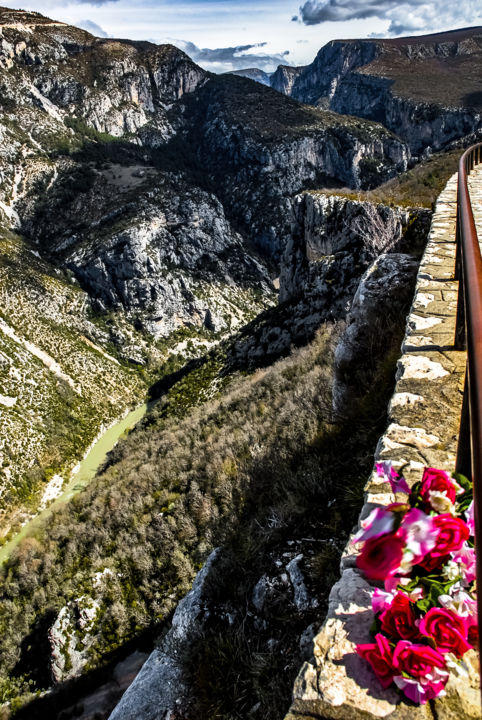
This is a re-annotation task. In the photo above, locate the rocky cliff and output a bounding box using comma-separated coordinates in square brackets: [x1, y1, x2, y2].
[270, 64, 306, 95]
[164, 74, 409, 256]
[271, 27, 482, 154]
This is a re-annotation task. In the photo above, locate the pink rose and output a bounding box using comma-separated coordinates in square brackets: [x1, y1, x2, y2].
[357, 532, 405, 581]
[392, 641, 449, 703]
[465, 500, 475, 536]
[420, 468, 458, 510]
[451, 543, 476, 584]
[379, 592, 421, 640]
[394, 674, 448, 704]
[419, 608, 471, 657]
[357, 633, 395, 689]
[376, 462, 411, 494]
[372, 587, 395, 614]
[400, 508, 436, 561]
[419, 515, 469, 572]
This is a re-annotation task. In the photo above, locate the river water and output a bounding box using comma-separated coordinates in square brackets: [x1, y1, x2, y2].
[0, 402, 148, 565]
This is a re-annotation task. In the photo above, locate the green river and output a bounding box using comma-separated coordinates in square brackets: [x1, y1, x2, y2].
[0, 402, 149, 565]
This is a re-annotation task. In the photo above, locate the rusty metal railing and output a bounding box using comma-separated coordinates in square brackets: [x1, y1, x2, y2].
[454, 142, 482, 690]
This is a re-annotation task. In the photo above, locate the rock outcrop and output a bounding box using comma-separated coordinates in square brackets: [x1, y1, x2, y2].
[227, 68, 272, 86]
[280, 191, 430, 315]
[108, 548, 221, 720]
[49, 596, 100, 683]
[332, 253, 420, 414]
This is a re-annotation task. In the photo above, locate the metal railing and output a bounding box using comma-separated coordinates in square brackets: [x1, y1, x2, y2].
[454, 142, 482, 692]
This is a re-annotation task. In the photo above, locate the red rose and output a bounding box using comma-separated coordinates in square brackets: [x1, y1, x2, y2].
[392, 640, 447, 679]
[379, 592, 420, 640]
[419, 608, 472, 658]
[419, 515, 469, 571]
[357, 633, 395, 689]
[468, 621, 478, 649]
[357, 532, 405, 581]
[419, 552, 450, 572]
[419, 468, 457, 508]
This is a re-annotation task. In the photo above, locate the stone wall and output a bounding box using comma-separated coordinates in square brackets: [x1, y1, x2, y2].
[285, 173, 481, 720]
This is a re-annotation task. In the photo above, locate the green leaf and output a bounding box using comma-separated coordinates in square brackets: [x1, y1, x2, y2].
[453, 472, 471, 492]
[416, 597, 431, 613]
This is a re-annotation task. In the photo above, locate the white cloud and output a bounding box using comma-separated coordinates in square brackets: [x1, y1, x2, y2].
[175, 40, 291, 73]
[297, 0, 482, 36]
[76, 19, 109, 36]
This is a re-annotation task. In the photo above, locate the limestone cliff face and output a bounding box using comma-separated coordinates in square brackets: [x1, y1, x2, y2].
[270, 64, 306, 95]
[330, 74, 481, 154]
[280, 192, 430, 309]
[18, 163, 273, 339]
[166, 74, 410, 257]
[0, 14, 207, 138]
[225, 193, 431, 373]
[273, 28, 482, 153]
[287, 40, 379, 107]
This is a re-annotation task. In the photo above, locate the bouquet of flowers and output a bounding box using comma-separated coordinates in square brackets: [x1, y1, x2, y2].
[354, 463, 478, 704]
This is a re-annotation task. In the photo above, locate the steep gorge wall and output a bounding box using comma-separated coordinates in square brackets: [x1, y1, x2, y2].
[286, 174, 479, 720]
[276, 33, 482, 155]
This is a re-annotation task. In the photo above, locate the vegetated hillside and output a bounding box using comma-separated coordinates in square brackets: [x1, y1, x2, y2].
[0, 225, 146, 537]
[0, 303, 409, 719]
[272, 26, 482, 153]
[0, 178, 429, 718]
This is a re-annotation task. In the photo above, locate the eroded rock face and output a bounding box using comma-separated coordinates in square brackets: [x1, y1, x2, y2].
[333, 253, 420, 414]
[280, 192, 429, 314]
[49, 596, 100, 683]
[270, 65, 306, 96]
[0, 16, 207, 138]
[225, 194, 429, 372]
[331, 79, 481, 155]
[18, 165, 274, 338]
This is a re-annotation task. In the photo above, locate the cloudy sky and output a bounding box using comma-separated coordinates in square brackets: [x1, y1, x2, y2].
[2, 0, 481, 73]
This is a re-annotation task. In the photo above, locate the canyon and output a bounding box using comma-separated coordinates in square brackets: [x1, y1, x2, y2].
[0, 8, 480, 719]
